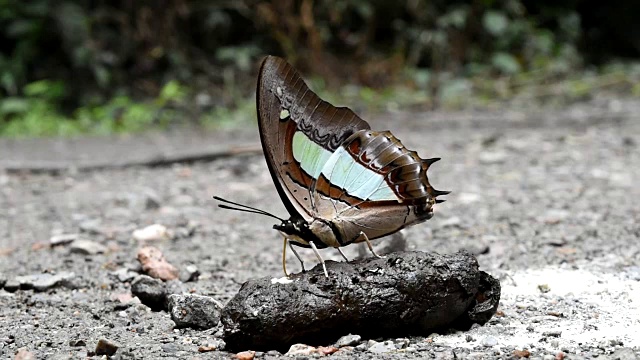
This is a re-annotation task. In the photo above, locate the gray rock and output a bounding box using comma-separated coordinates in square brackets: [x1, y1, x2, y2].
[130, 275, 166, 310]
[0, 273, 6, 288]
[478, 151, 508, 164]
[3, 278, 19, 292]
[95, 338, 119, 356]
[11, 272, 76, 292]
[611, 348, 638, 360]
[112, 268, 138, 283]
[336, 334, 361, 347]
[179, 265, 200, 282]
[78, 219, 104, 235]
[70, 240, 107, 255]
[481, 336, 498, 347]
[144, 188, 162, 209]
[49, 234, 78, 247]
[369, 340, 396, 354]
[167, 293, 223, 329]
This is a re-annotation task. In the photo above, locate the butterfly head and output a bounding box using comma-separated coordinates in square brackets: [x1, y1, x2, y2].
[273, 217, 309, 240]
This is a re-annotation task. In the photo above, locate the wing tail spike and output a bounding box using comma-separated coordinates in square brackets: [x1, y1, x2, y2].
[435, 199, 446, 204]
[433, 189, 451, 197]
[422, 157, 441, 169]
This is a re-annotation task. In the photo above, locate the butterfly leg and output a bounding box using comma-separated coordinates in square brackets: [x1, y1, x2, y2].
[336, 247, 349, 262]
[282, 236, 290, 277]
[361, 231, 385, 259]
[289, 240, 306, 272]
[309, 241, 329, 278]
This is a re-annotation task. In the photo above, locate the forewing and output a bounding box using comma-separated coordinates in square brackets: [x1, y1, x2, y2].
[257, 55, 371, 220]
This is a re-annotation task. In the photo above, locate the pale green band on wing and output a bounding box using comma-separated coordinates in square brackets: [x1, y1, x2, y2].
[292, 131, 332, 180]
[292, 131, 398, 201]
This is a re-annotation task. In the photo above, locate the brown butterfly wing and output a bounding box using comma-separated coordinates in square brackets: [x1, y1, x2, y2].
[257, 55, 371, 220]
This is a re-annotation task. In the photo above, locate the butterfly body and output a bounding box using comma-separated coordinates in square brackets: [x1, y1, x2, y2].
[257, 56, 448, 254]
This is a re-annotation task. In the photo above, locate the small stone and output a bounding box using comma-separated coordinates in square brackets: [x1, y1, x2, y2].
[49, 234, 78, 246]
[394, 338, 409, 349]
[14, 348, 36, 360]
[538, 284, 551, 293]
[513, 349, 531, 358]
[137, 246, 179, 280]
[235, 350, 255, 360]
[133, 224, 171, 242]
[70, 240, 107, 255]
[12, 272, 76, 291]
[167, 294, 223, 329]
[198, 339, 225, 352]
[161, 343, 178, 353]
[482, 336, 498, 347]
[610, 347, 637, 360]
[130, 275, 167, 310]
[112, 268, 138, 283]
[79, 219, 104, 235]
[542, 330, 562, 337]
[478, 151, 508, 164]
[285, 344, 318, 356]
[336, 334, 361, 347]
[95, 338, 119, 356]
[69, 339, 86, 347]
[542, 210, 570, 224]
[369, 340, 396, 354]
[180, 265, 200, 282]
[3, 278, 19, 292]
[144, 189, 162, 210]
[355, 343, 368, 351]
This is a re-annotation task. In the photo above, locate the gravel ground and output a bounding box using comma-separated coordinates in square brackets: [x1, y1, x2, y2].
[1, 97, 639, 359]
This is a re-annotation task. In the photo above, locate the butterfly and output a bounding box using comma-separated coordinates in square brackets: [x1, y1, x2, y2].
[215, 55, 448, 277]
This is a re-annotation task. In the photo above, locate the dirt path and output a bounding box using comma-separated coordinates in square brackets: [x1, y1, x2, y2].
[1, 98, 639, 359]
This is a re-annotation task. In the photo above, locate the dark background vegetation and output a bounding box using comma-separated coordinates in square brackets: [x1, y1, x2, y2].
[1, 0, 639, 136]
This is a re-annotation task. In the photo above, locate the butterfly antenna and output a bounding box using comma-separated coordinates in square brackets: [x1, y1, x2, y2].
[213, 196, 284, 222]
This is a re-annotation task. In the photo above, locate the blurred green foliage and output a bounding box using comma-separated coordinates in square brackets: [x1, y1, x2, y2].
[0, 0, 639, 136]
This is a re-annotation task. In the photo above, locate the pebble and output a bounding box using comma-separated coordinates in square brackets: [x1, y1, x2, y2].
[478, 151, 508, 164]
[482, 336, 498, 347]
[285, 344, 318, 356]
[78, 219, 105, 235]
[14, 348, 36, 360]
[133, 224, 171, 242]
[543, 330, 562, 337]
[179, 265, 200, 282]
[112, 268, 138, 283]
[336, 334, 362, 347]
[610, 347, 637, 360]
[9, 272, 76, 292]
[69, 339, 86, 347]
[130, 275, 167, 310]
[144, 189, 162, 209]
[137, 246, 179, 280]
[198, 338, 226, 352]
[368, 340, 396, 353]
[235, 350, 255, 360]
[95, 338, 119, 356]
[167, 294, 223, 329]
[49, 233, 78, 246]
[70, 240, 107, 255]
